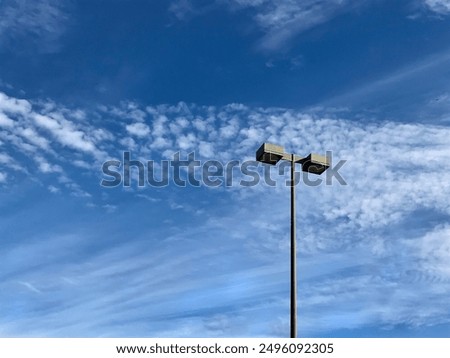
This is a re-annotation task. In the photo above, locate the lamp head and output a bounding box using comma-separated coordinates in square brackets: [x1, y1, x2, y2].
[256, 143, 285, 165]
[300, 153, 330, 175]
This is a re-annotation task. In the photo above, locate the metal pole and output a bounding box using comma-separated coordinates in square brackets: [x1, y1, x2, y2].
[290, 154, 297, 338]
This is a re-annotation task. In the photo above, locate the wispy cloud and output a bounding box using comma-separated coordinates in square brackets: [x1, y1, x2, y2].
[169, 0, 198, 20]
[169, 0, 369, 51]
[320, 47, 450, 119]
[168, 1, 450, 51]
[0, 0, 69, 53]
[3, 90, 450, 230]
[234, 0, 360, 51]
[33, 113, 102, 157]
[17, 281, 42, 294]
[0, 91, 111, 197]
[424, 0, 450, 14]
[1, 90, 450, 336]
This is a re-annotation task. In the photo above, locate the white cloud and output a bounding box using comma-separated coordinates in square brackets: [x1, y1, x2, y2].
[0, 171, 6, 182]
[101, 101, 147, 122]
[72, 160, 92, 169]
[169, 0, 196, 20]
[177, 133, 197, 150]
[0, 92, 31, 115]
[35, 156, 62, 173]
[227, 0, 363, 51]
[199, 141, 214, 157]
[102, 204, 117, 213]
[2, 91, 450, 336]
[33, 113, 99, 155]
[152, 136, 172, 149]
[193, 117, 209, 132]
[91, 128, 115, 142]
[0, 153, 13, 165]
[1, 90, 450, 233]
[150, 114, 169, 137]
[65, 182, 91, 198]
[219, 118, 239, 138]
[0, 131, 39, 154]
[0, 152, 23, 171]
[125, 122, 151, 137]
[119, 136, 137, 150]
[416, 225, 450, 278]
[103, 101, 450, 235]
[19, 127, 50, 150]
[17, 281, 42, 294]
[136, 194, 161, 202]
[48, 185, 60, 194]
[168, 0, 363, 50]
[424, 0, 450, 13]
[0, 92, 113, 192]
[0, 112, 15, 127]
[0, 0, 69, 53]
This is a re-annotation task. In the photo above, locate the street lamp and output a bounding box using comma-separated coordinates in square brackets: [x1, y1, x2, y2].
[256, 143, 329, 338]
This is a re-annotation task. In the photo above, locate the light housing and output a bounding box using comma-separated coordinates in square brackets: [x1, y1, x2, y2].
[256, 143, 285, 165]
[300, 153, 329, 175]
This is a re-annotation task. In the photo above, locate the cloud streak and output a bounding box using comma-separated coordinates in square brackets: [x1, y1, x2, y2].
[169, 0, 369, 51]
[237, 0, 358, 51]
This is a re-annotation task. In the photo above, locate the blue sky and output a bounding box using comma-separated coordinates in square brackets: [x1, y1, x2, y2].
[1, 0, 450, 338]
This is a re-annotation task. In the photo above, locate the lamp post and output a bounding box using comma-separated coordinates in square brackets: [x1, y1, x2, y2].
[256, 143, 329, 338]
